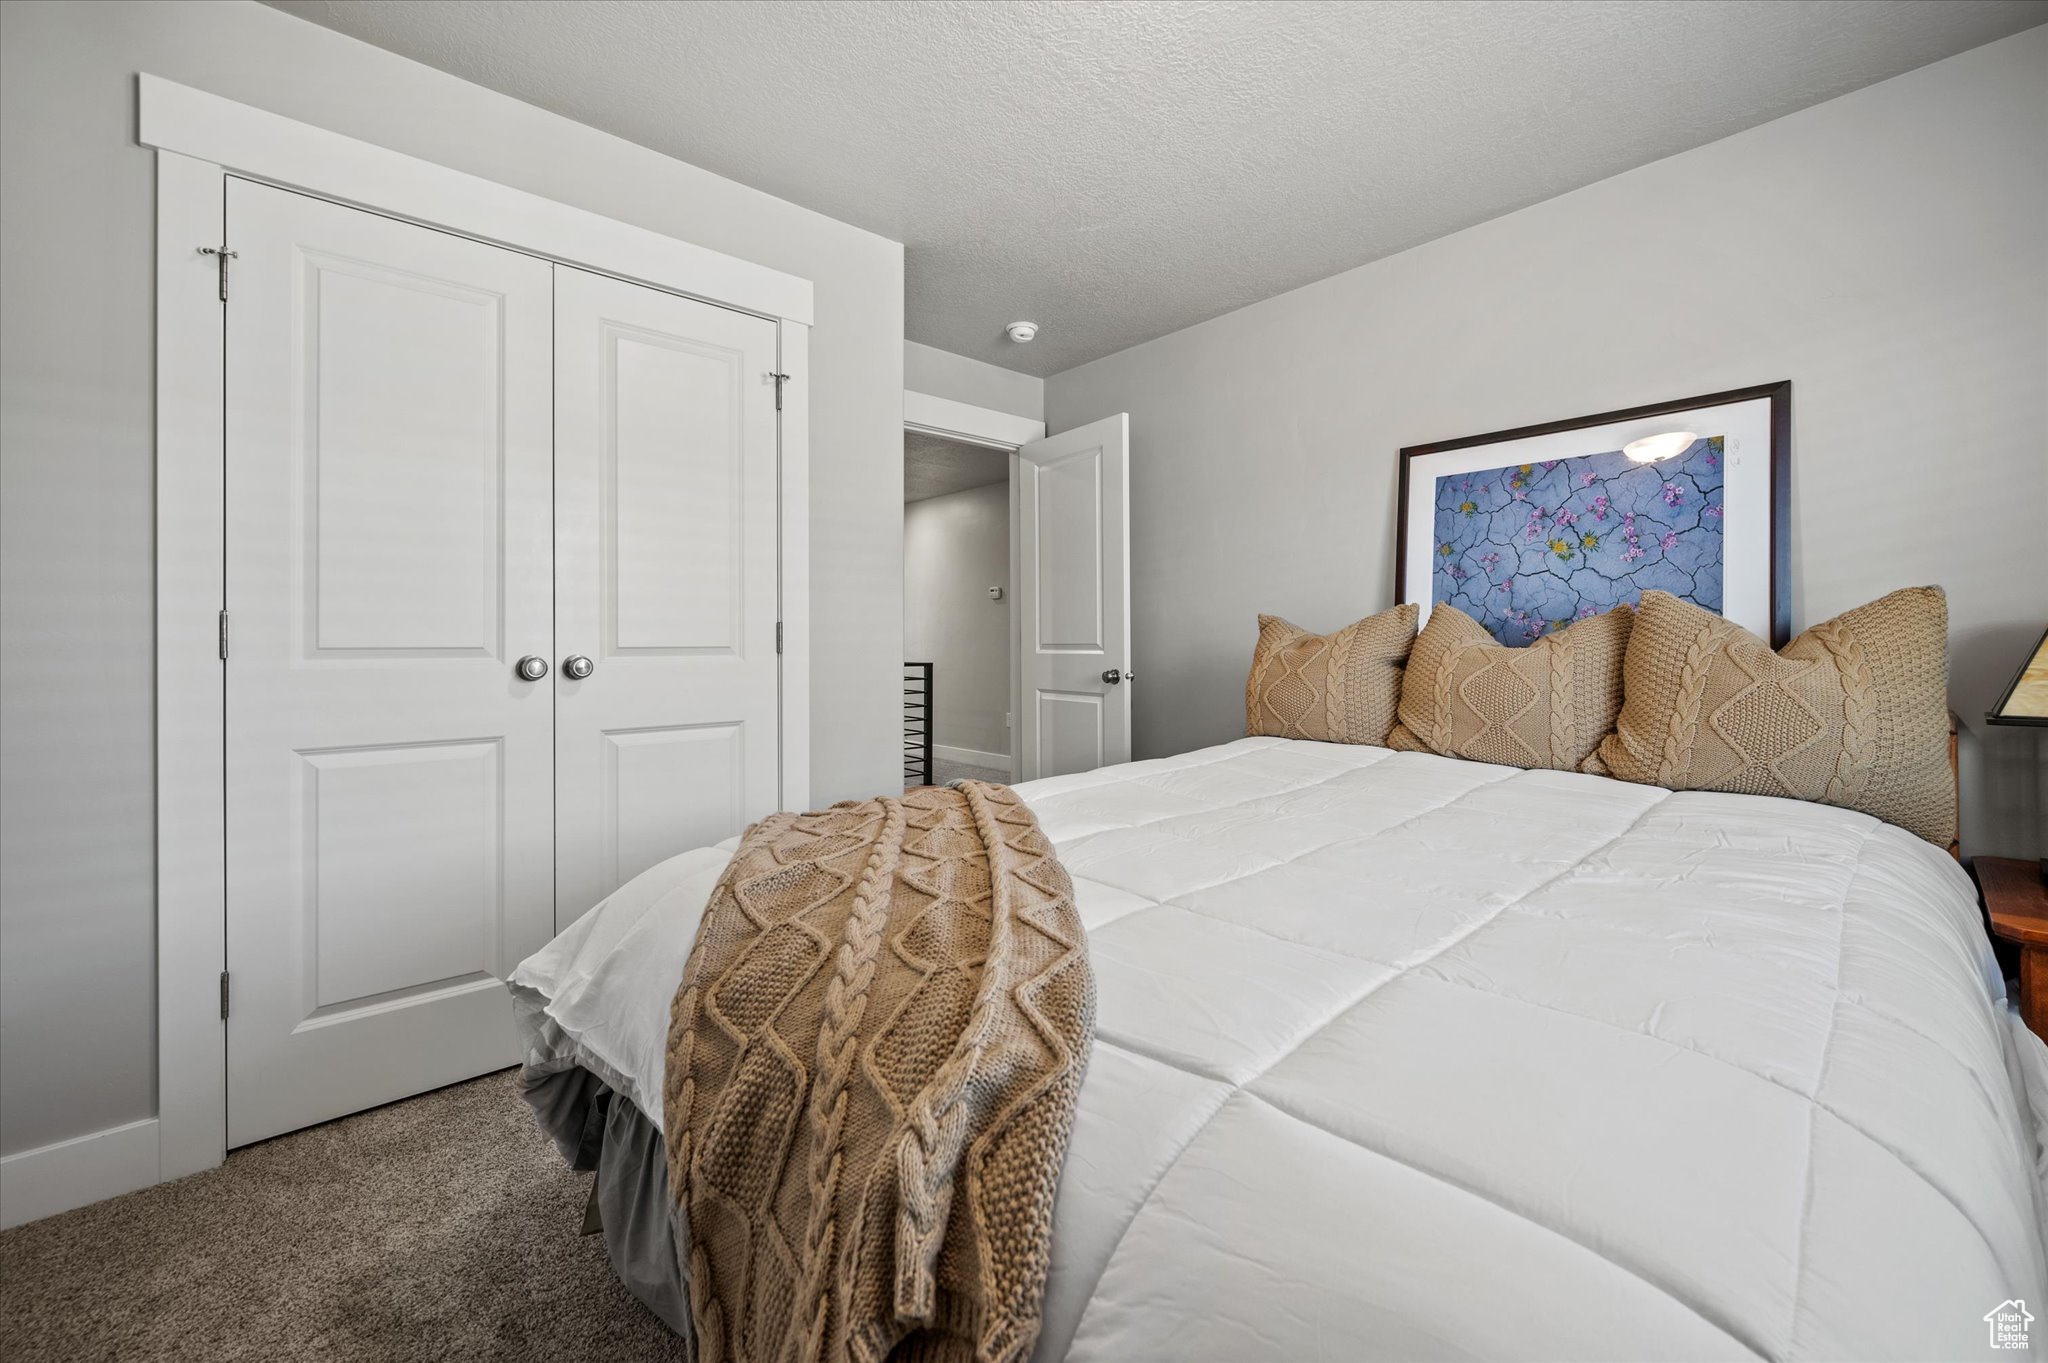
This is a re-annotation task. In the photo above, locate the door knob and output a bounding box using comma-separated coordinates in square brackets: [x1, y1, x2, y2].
[515, 655, 549, 682]
[1101, 668, 1133, 685]
[563, 654, 594, 680]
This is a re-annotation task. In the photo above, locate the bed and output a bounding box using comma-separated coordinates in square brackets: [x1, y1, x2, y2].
[512, 736, 2048, 1360]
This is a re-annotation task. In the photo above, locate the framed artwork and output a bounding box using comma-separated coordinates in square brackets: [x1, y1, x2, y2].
[1396, 382, 1791, 647]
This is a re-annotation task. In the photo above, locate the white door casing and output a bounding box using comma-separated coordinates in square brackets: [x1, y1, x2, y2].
[223, 180, 557, 1145]
[1017, 414, 1132, 779]
[552, 268, 783, 928]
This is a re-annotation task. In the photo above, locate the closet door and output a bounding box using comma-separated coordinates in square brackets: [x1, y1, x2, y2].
[223, 179, 556, 1145]
[553, 268, 782, 928]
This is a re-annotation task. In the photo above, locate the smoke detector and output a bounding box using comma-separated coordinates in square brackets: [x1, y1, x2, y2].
[1005, 320, 1039, 344]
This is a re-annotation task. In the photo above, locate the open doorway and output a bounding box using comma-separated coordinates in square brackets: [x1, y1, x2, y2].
[904, 429, 1014, 788]
[902, 391, 1130, 787]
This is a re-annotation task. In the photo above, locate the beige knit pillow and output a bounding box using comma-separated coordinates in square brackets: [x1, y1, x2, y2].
[1245, 605, 1418, 745]
[1387, 604, 1633, 772]
[1592, 587, 1954, 846]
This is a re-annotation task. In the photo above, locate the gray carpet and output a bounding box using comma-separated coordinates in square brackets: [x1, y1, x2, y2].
[0, 1070, 686, 1363]
[932, 757, 1010, 787]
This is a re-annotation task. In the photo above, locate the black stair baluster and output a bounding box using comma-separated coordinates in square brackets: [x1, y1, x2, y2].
[903, 661, 934, 787]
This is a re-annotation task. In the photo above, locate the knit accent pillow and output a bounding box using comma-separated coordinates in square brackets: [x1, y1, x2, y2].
[1387, 604, 1633, 772]
[1592, 587, 1954, 846]
[1245, 605, 1418, 745]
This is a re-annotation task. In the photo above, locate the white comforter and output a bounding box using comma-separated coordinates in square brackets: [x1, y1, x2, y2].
[513, 737, 2048, 1361]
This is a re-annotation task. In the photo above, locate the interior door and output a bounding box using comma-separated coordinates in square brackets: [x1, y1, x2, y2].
[1017, 414, 1132, 779]
[223, 179, 556, 1145]
[552, 267, 783, 928]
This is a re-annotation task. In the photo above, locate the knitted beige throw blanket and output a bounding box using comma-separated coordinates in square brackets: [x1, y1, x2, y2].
[662, 782, 1095, 1363]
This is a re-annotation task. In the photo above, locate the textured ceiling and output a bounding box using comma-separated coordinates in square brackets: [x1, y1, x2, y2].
[905, 431, 1008, 503]
[266, 0, 2046, 376]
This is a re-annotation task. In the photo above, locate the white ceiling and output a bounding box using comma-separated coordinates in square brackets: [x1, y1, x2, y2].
[905, 431, 1008, 504]
[266, 0, 2045, 377]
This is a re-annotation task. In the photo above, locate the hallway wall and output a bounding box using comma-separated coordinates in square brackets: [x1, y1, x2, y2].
[904, 482, 1011, 761]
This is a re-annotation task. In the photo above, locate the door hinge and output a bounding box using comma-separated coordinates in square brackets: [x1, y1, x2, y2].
[219, 971, 231, 1021]
[775, 620, 784, 654]
[218, 610, 230, 661]
[768, 371, 790, 411]
[199, 246, 237, 303]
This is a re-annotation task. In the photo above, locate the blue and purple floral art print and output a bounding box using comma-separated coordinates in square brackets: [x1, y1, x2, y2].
[1431, 438, 1725, 645]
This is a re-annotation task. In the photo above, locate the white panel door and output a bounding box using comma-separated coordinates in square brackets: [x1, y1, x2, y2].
[553, 267, 782, 927]
[224, 180, 557, 1145]
[1017, 414, 1132, 779]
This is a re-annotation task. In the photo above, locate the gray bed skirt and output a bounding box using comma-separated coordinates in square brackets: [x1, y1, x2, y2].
[522, 1064, 696, 1350]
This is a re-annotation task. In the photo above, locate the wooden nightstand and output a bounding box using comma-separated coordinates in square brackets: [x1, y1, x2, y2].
[1980, 857, 2048, 1040]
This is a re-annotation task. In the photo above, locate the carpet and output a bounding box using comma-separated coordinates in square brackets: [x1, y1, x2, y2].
[930, 757, 1010, 787]
[0, 1070, 687, 1362]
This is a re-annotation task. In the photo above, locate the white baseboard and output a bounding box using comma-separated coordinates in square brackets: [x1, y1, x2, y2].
[0, 1117, 160, 1229]
[935, 744, 1012, 772]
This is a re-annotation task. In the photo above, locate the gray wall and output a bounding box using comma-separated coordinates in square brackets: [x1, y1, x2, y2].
[905, 340, 1044, 421]
[905, 483, 1012, 760]
[1048, 27, 2048, 860]
[0, 0, 904, 1156]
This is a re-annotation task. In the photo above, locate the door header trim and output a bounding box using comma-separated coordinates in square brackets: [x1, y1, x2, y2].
[903, 391, 1044, 450]
[138, 75, 813, 326]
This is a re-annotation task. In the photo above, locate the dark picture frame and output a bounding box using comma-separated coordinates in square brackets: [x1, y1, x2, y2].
[1396, 381, 1792, 646]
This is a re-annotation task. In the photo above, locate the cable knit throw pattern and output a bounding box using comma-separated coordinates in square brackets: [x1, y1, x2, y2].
[663, 783, 1095, 1363]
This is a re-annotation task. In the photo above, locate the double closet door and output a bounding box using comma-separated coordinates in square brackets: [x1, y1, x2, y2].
[223, 179, 781, 1145]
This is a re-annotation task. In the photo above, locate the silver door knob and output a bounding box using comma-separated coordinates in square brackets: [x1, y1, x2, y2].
[515, 655, 549, 681]
[563, 654, 594, 680]
[1101, 668, 1133, 685]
